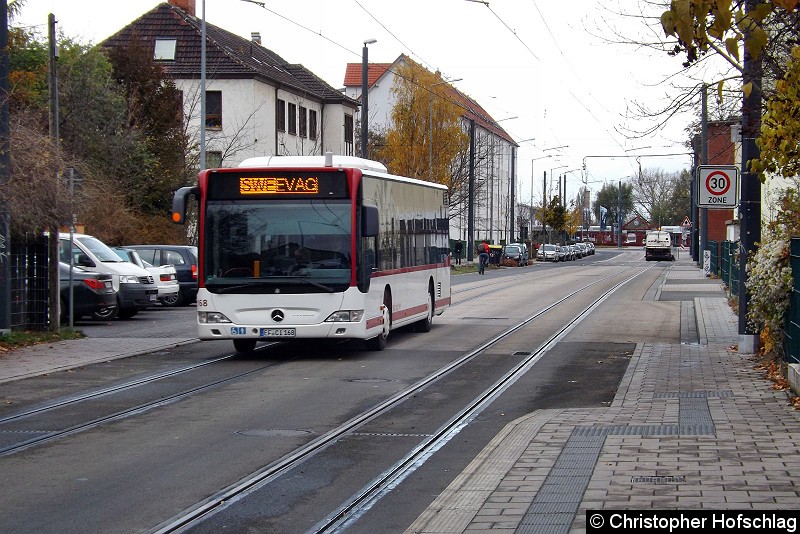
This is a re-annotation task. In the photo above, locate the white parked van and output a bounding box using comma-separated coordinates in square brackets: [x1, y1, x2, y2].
[58, 233, 159, 319]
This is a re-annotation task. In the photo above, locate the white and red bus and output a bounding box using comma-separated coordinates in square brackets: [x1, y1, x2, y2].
[172, 154, 451, 353]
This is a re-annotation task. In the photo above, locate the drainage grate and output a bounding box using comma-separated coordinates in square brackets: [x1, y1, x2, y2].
[350, 432, 431, 438]
[520, 416, 718, 532]
[654, 390, 733, 398]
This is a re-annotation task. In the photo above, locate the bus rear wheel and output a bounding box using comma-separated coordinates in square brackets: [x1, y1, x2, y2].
[414, 288, 434, 333]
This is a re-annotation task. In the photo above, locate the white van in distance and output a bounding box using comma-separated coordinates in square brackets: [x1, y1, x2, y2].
[59, 233, 159, 319]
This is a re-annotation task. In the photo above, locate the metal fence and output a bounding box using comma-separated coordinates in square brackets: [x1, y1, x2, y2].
[785, 237, 800, 365]
[8, 234, 50, 331]
[719, 240, 738, 297]
[707, 240, 719, 276]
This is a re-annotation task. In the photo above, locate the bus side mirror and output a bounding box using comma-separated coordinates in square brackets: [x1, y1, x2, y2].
[172, 186, 199, 224]
[361, 204, 378, 237]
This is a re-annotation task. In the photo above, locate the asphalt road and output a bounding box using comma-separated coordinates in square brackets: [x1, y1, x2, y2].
[0, 248, 680, 533]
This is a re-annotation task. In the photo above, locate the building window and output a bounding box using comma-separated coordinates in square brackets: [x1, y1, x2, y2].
[344, 114, 354, 156]
[299, 106, 307, 138]
[277, 99, 285, 132]
[206, 91, 222, 129]
[309, 110, 317, 140]
[287, 103, 297, 135]
[154, 38, 177, 60]
[207, 151, 222, 168]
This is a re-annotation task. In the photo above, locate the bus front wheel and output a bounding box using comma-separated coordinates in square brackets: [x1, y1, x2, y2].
[366, 291, 392, 351]
[233, 339, 257, 353]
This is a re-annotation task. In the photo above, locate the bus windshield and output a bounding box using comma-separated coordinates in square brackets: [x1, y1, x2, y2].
[203, 199, 352, 293]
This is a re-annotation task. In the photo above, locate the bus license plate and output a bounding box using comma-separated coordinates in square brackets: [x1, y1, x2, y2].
[260, 328, 295, 338]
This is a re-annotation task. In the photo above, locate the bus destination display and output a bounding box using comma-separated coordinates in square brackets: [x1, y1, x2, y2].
[240, 176, 319, 195]
[207, 170, 349, 200]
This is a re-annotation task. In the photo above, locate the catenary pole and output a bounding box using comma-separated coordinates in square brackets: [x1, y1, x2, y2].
[738, 0, 762, 353]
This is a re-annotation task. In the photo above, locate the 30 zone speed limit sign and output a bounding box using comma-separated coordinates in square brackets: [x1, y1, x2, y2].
[697, 165, 739, 208]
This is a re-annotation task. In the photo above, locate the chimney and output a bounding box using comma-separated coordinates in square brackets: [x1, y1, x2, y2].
[251, 32, 261, 46]
[169, 0, 196, 16]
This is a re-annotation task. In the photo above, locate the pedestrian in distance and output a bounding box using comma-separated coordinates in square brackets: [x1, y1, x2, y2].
[454, 240, 463, 265]
[477, 241, 490, 275]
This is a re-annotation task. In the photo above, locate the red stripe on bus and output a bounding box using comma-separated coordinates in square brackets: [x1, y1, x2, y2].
[366, 316, 384, 329]
[371, 264, 446, 277]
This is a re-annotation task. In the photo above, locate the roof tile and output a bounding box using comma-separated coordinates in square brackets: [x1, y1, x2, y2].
[102, 3, 356, 105]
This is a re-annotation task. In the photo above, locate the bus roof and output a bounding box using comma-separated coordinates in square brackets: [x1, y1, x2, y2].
[236, 154, 447, 191]
[238, 154, 388, 173]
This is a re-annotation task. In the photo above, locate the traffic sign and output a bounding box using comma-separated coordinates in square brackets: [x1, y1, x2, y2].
[697, 165, 739, 208]
[681, 216, 691, 227]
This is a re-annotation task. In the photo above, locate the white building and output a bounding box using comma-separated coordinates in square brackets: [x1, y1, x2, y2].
[103, 0, 359, 168]
[343, 55, 520, 247]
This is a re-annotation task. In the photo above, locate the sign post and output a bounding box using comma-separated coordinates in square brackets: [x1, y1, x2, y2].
[697, 165, 739, 208]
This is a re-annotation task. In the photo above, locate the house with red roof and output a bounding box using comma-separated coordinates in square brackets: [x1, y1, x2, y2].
[343, 55, 521, 246]
[102, 0, 359, 168]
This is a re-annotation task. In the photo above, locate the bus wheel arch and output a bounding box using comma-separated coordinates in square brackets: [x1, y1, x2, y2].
[366, 287, 392, 351]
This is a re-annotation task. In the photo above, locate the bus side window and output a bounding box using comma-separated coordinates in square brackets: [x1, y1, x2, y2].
[359, 235, 376, 291]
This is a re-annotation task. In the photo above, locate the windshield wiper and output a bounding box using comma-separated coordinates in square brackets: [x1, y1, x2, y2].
[289, 277, 335, 293]
[209, 279, 336, 294]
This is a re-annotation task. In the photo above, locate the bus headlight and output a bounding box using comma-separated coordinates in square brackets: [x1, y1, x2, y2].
[325, 310, 364, 322]
[199, 311, 232, 323]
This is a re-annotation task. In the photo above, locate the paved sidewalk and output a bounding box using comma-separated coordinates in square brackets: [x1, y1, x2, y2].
[0, 332, 197, 385]
[407, 273, 800, 533]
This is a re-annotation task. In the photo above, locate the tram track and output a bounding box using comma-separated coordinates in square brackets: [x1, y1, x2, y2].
[148, 263, 653, 534]
[0, 344, 285, 457]
[0, 259, 632, 462]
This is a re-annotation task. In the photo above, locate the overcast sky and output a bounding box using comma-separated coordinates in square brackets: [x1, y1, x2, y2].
[14, 0, 705, 206]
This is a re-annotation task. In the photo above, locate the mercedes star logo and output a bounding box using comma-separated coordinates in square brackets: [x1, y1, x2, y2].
[271, 310, 285, 322]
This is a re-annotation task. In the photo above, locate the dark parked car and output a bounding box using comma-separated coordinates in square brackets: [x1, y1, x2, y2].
[59, 262, 117, 323]
[124, 245, 198, 306]
[502, 244, 528, 266]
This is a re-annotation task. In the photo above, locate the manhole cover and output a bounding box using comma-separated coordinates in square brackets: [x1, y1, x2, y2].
[343, 378, 395, 383]
[236, 429, 313, 437]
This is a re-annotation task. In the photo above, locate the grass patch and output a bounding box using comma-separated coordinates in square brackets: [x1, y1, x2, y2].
[0, 329, 85, 354]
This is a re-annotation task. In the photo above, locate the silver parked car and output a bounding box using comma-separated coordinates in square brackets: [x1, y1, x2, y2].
[537, 243, 560, 262]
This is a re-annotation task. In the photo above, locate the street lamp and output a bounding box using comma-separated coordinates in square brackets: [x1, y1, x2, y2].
[494, 116, 518, 124]
[543, 145, 569, 152]
[429, 77, 462, 180]
[361, 38, 377, 159]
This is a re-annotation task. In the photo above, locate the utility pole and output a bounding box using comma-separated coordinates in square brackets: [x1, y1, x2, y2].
[509, 146, 516, 243]
[700, 83, 708, 267]
[617, 180, 622, 249]
[467, 119, 475, 262]
[542, 171, 547, 244]
[360, 38, 376, 159]
[738, 0, 762, 354]
[47, 14, 60, 331]
[0, 0, 10, 333]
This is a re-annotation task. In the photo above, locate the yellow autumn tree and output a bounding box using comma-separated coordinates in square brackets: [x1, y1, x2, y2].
[378, 60, 468, 186]
[752, 46, 800, 178]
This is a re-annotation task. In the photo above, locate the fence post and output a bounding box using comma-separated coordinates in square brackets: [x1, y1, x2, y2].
[785, 237, 800, 365]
